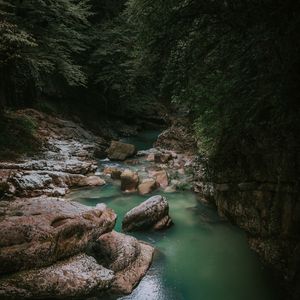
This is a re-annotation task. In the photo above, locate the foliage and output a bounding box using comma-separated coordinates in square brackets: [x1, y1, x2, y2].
[0, 112, 41, 159]
[0, 0, 91, 108]
[125, 0, 300, 171]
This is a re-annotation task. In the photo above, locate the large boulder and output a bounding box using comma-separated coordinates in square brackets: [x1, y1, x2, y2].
[0, 198, 116, 275]
[107, 141, 136, 161]
[0, 254, 114, 299]
[92, 231, 154, 294]
[138, 178, 158, 195]
[120, 169, 139, 192]
[122, 195, 173, 232]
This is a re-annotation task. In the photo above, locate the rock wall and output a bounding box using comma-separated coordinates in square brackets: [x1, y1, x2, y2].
[193, 154, 300, 300]
[157, 116, 300, 299]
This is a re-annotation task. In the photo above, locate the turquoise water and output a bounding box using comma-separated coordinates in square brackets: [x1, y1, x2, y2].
[68, 131, 281, 300]
[120, 130, 160, 150]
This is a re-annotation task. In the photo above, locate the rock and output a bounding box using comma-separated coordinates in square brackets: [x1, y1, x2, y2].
[103, 167, 122, 179]
[92, 231, 154, 294]
[0, 254, 114, 299]
[154, 117, 197, 154]
[11, 173, 52, 192]
[146, 153, 155, 162]
[148, 169, 169, 188]
[0, 197, 116, 275]
[154, 153, 172, 164]
[78, 175, 106, 187]
[107, 141, 136, 161]
[120, 169, 139, 192]
[122, 195, 173, 232]
[137, 178, 158, 195]
[164, 186, 177, 193]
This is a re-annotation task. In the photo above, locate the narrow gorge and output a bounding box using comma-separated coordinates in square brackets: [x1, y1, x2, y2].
[0, 1, 299, 299]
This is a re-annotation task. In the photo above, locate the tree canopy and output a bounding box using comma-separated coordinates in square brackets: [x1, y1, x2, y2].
[0, 0, 299, 170]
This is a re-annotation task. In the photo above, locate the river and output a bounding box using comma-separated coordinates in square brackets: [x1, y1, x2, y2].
[67, 130, 280, 300]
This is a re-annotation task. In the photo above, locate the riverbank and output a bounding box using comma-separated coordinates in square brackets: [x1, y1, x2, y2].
[0, 109, 156, 299]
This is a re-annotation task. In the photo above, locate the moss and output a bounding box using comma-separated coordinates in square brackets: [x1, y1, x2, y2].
[0, 112, 41, 160]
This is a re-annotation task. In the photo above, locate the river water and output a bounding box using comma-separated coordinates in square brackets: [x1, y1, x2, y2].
[68, 130, 280, 300]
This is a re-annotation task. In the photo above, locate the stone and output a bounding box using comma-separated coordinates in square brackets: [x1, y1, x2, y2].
[154, 153, 172, 164]
[0, 197, 116, 275]
[0, 254, 114, 299]
[146, 153, 155, 162]
[103, 167, 122, 180]
[120, 169, 139, 192]
[148, 169, 169, 188]
[77, 175, 106, 187]
[92, 231, 154, 294]
[107, 141, 136, 161]
[137, 178, 158, 195]
[122, 195, 173, 232]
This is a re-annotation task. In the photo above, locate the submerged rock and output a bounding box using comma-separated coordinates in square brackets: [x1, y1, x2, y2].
[92, 231, 154, 294]
[0, 254, 114, 299]
[120, 169, 139, 192]
[137, 178, 158, 195]
[107, 141, 136, 161]
[122, 195, 173, 232]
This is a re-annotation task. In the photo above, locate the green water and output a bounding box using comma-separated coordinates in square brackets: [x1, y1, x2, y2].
[120, 130, 160, 150]
[68, 131, 280, 300]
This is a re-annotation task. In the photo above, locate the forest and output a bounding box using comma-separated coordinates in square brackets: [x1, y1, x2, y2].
[0, 1, 299, 300]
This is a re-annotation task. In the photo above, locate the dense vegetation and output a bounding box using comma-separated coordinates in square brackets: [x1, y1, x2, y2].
[0, 0, 299, 171]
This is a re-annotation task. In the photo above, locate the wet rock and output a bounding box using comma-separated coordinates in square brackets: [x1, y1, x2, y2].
[107, 141, 136, 161]
[92, 231, 154, 294]
[138, 178, 158, 195]
[148, 169, 169, 188]
[122, 195, 173, 232]
[120, 169, 139, 192]
[103, 167, 123, 179]
[0, 254, 114, 299]
[0, 197, 116, 275]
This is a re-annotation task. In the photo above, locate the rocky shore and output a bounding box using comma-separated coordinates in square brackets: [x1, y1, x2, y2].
[0, 109, 155, 299]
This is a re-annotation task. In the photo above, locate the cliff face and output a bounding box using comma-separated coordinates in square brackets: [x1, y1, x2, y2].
[157, 117, 300, 299]
[194, 139, 300, 299]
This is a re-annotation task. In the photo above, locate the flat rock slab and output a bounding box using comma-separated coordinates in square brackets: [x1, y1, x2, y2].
[122, 195, 173, 232]
[0, 253, 114, 299]
[0, 197, 116, 275]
